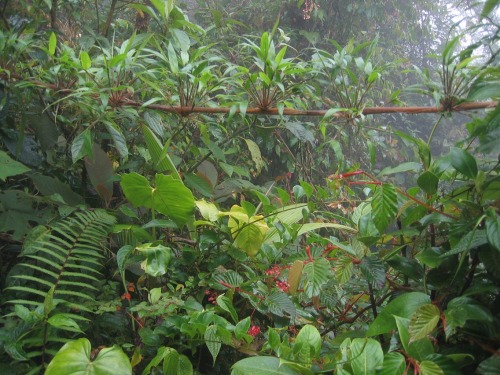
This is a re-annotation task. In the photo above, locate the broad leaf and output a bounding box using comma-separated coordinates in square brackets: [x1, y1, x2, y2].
[377, 352, 405, 375]
[417, 171, 439, 195]
[231, 356, 300, 375]
[408, 304, 440, 341]
[45, 338, 131, 375]
[136, 243, 172, 277]
[360, 256, 386, 289]
[302, 258, 330, 297]
[419, 360, 444, 375]
[204, 325, 221, 365]
[71, 128, 93, 163]
[0, 150, 30, 181]
[450, 147, 477, 178]
[295, 325, 321, 356]
[350, 338, 384, 375]
[371, 183, 398, 233]
[378, 162, 422, 176]
[367, 292, 430, 336]
[120, 172, 195, 227]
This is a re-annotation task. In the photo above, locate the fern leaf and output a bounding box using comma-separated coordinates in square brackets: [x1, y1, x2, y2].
[7, 209, 115, 309]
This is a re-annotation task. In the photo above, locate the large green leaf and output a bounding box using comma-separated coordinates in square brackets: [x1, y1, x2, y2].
[231, 356, 300, 375]
[408, 304, 440, 341]
[71, 128, 93, 163]
[302, 257, 331, 298]
[45, 338, 131, 375]
[30, 173, 85, 206]
[367, 292, 430, 336]
[204, 325, 221, 365]
[417, 171, 439, 195]
[0, 150, 30, 181]
[419, 361, 444, 375]
[440, 230, 487, 258]
[295, 325, 321, 356]
[371, 183, 398, 233]
[264, 204, 309, 243]
[444, 296, 494, 338]
[378, 162, 422, 177]
[377, 352, 405, 375]
[350, 338, 384, 375]
[120, 172, 195, 226]
[136, 243, 172, 277]
[142, 124, 180, 179]
[450, 147, 478, 178]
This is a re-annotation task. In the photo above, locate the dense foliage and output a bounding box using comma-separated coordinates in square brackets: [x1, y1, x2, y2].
[1, 0, 499, 374]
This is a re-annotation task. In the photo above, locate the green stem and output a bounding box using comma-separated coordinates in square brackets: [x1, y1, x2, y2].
[427, 113, 444, 146]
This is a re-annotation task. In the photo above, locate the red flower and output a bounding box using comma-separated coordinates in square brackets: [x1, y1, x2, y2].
[276, 280, 290, 293]
[248, 325, 261, 337]
[121, 292, 131, 301]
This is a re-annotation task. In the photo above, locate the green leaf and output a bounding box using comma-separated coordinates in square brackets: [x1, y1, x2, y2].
[303, 258, 330, 297]
[120, 173, 195, 227]
[30, 173, 85, 206]
[360, 256, 386, 289]
[231, 356, 300, 375]
[204, 325, 221, 366]
[408, 337, 435, 362]
[136, 243, 172, 277]
[371, 183, 398, 233]
[444, 297, 493, 338]
[142, 125, 180, 179]
[394, 316, 410, 353]
[47, 313, 83, 333]
[103, 121, 128, 160]
[418, 171, 439, 195]
[163, 347, 180, 375]
[265, 290, 296, 319]
[350, 338, 384, 375]
[367, 292, 431, 336]
[234, 317, 251, 341]
[481, 0, 500, 19]
[285, 122, 315, 145]
[377, 352, 405, 375]
[264, 204, 310, 243]
[167, 42, 179, 73]
[419, 361, 444, 375]
[216, 295, 238, 323]
[486, 215, 500, 251]
[244, 138, 264, 174]
[80, 51, 91, 69]
[450, 147, 478, 178]
[378, 162, 422, 176]
[440, 230, 487, 258]
[408, 304, 440, 341]
[45, 338, 132, 375]
[295, 325, 321, 356]
[0, 150, 30, 181]
[48, 32, 57, 56]
[71, 128, 93, 163]
[386, 256, 424, 281]
[296, 222, 357, 237]
[477, 354, 500, 375]
[334, 255, 353, 284]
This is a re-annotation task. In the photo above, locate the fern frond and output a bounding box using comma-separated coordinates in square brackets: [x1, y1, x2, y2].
[7, 209, 116, 309]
